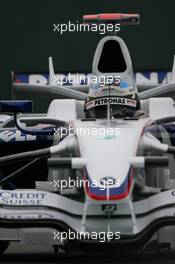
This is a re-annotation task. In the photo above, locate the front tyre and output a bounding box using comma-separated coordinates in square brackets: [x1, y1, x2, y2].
[0, 241, 9, 254]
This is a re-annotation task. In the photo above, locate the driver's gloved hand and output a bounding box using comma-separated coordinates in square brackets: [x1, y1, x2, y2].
[113, 108, 135, 118]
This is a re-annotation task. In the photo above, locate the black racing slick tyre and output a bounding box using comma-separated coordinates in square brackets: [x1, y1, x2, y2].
[0, 241, 9, 254]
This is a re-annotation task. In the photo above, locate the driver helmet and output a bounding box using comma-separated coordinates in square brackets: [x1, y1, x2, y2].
[84, 79, 140, 118]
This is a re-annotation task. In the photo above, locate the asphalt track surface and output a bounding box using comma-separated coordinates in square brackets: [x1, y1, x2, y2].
[1, 243, 175, 264]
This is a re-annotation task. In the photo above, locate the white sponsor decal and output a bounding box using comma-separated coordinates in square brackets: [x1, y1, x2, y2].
[0, 192, 47, 205]
[86, 97, 136, 110]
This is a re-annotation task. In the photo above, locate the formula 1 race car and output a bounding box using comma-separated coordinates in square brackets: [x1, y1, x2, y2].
[1, 13, 175, 255]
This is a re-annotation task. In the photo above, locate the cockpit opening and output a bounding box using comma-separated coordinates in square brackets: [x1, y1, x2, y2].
[98, 40, 127, 73]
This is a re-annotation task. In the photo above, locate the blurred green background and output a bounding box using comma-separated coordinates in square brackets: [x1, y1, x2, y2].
[4, 0, 175, 110]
